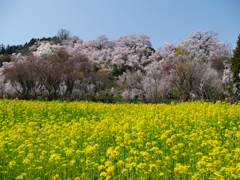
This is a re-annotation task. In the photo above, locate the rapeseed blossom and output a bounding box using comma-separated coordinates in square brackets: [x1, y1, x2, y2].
[0, 99, 239, 179]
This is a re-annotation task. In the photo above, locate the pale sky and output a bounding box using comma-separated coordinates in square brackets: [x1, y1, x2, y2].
[0, 0, 239, 49]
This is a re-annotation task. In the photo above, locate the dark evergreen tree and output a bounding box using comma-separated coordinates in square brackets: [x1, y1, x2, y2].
[28, 38, 37, 46]
[0, 43, 5, 54]
[6, 45, 11, 54]
[231, 34, 240, 91]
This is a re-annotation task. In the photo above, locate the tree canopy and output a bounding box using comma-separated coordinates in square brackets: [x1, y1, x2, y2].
[0, 30, 238, 102]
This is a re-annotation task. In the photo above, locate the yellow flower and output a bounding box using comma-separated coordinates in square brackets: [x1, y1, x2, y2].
[172, 155, 178, 160]
[122, 169, 128, 176]
[152, 141, 157, 145]
[140, 151, 149, 157]
[36, 166, 43, 170]
[52, 174, 59, 180]
[105, 160, 113, 167]
[22, 158, 31, 164]
[71, 140, 77, 146]
[196, 152, 203, 156]
[166, 138, 172, 144]
[98, 165, 105, 171]
[49, 154, 61, 162]
[177, 143, 184, 148]
[65, 148, 74, 156]
[70, 160, 76, 166]
[125, 157, 133, 163]
[149, 163, 157, 170]
[106, 165, 115, 174]
[137, 162, 147, 170]
[174, 163, 190, 174]
[16, 173, 27, 180]
[159, 172, 164, 176]
[116, 160, 125, 166]
[106, 146, 119, 159]
[9, 160, 16, 168]
[27, 153, 35, 159]
[100, 171, 107, 177]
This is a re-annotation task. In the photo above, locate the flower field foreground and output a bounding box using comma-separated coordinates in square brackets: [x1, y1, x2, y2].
[0, 100, 239, 180]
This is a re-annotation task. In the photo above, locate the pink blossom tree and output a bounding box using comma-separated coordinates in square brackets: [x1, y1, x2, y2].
[142, 61, 171, 103]
[160, 30, 231, 101]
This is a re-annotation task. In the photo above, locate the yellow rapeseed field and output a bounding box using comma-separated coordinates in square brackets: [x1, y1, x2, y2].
[0, 99, 239, 180]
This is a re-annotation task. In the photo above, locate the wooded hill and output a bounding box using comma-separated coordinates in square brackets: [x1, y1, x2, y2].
[0, 30, 239, 103]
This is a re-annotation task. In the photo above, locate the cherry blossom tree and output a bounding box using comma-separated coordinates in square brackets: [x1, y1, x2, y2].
[222, 61, 239, 102]
[115, 34, 151, 48]
[117, 61, 172, 103]
[160, 30, 231, 101]
[33, 42, 58, 59]
[142, 61, 171, 103]
[82, 35, 115, 50]
[180, 31, 231, 61]
[117, 70, 144, 102]
[2, 54, 40, 99]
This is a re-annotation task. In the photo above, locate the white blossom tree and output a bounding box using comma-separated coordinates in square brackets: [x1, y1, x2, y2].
[33, 42, 58, 59]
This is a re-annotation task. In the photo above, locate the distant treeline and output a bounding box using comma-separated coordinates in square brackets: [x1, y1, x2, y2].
[0, 37, 58, 55]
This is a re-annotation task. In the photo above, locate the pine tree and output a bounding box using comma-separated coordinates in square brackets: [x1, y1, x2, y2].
[0, 43, 5, 54]
[231, 34, 240, 91]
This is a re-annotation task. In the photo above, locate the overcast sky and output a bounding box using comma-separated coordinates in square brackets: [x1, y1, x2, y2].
[0, 0, 239, 49]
